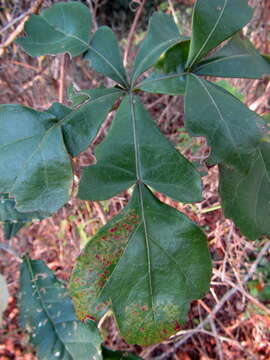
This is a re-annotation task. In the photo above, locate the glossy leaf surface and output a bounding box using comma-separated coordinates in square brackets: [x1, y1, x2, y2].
[0, 274, 9, 327]
[48, 88, 123, 157]
[84, 27, 128, 87]
[131, 13, 182, 84]
[156, 40, 190, 73]
[78, 95, 202, 203]
[219, 142, 270, 240]
[194, 35, 270, 79]
[186, 0, 253, 69]
[0, 105, 73, 213]
[184, 75, 264, 170]
[16, 2, 91, 57]
[20, 257, 102, 360]
[70, 184, 211, 345]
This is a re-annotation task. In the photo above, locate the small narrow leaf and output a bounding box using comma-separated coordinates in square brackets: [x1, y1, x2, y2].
[84, 27, 128, 87]
[136, 71, 186, 95]
[131, 13, 182, 84]
[219, 142, 270, 240]
[0, 193, 49, 239]
[194, 35, 270, 79]
[216, 80, 244, 102]
[70, 184, 211, 345]
[0, 105, 73, 213]
[48, 88, 124, 157]
[3, 222, 25, 240]
[78, 95, 202, 203]
[102, 345, 142, 360]
[186, 0, 253, 69]
[184, 74, 264, 170]
[16, 2, 91, 57]
[20, 257, 102, 360]
[0, 274, 9, 327]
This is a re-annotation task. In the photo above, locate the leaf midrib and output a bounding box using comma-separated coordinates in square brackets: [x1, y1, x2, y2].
[39, 15, 128, 87]
[25, 258, 74, 359]
[187, 0, 228, 69]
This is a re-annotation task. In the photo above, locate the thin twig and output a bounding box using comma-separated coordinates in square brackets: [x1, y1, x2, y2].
[158, 240, 270, 360]
[167, 0, 179, 26]
[124, 0, 146, 67]
[0, 0, 45, 57]
[59, 54, 66, 104]
[0, 243, 22, 263]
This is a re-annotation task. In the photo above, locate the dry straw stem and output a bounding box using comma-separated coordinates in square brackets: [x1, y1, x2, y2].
[0, 0, 45, 57]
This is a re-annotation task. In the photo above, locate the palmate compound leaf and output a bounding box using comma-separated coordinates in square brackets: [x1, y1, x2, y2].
[70, 184, 211, 346]
[219, 142, 270, 240]
[193, 34, 270, 79]
[78, 94, 202, 203]
[136, 41, 190, 95]
[0, 89, 122, 214]
[186, 0, 253, 70]
[0, 105, 73, 214]
[20, 257, 102, 360]
[131, 13, 184, 85]
[16, 2, 92, 57]
[0, 193, 49, 240]
[17, 3, 128, 88]
[184, 74, 265, 171]
[0, 274, 9, 327]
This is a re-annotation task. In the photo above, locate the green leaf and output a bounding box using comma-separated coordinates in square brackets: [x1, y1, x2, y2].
[184, 74, 264, 170]
[0, 105, 73, 213]
[48, 87, 124, 157]
[102, 345, 142, 360]
[0, 193, 49, 239]
[219, 142, 270, 240]
[186, 0, 253, 69]
[70, 184, 211, 346]
[136, 71, 186, 95]
[0, 274, 9, 327]
[215, 80, 244, 102]
[16, 2, 91, 57]
[84, 27, 128, 87]
[194, 35, 270, 79]
[78, 95, 202, 203]
[131, 13, 182, 84]
[20, 257, 102, 360]
[155, 40, 190, 74]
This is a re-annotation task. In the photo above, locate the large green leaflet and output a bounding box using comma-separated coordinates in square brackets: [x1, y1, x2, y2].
[78, 95, 202, 203]
[84, 27, 128, 87]
[20, 257, 102, 360]
[16, 2, 91, 57]
[184, 74, 264, 170]
[131, 13, 183, 85]
[70, 184, 211, 345]
[194, 35, 270, 79]
[186, 0, 253, 69]
[17, 3, 127, 87]
[0, 105, 73, 214]
[48, 88, 124, 157]
[219, 142, 270, 240]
